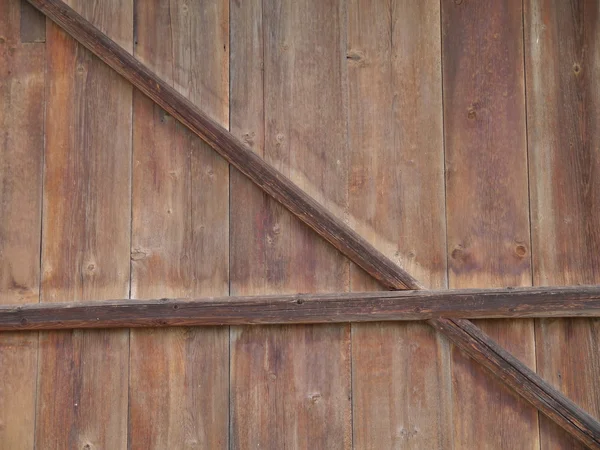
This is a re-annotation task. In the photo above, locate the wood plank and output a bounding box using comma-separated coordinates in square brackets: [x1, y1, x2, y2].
[0, 1, 44, 446]
[129, 1, 229, 447]
[3, 286, 600, 330]
[346, 2, 450, 447]
[442, 0, 539, 447]
[28, 2, 600, 445]
[229, 0, 351, 447]
[35, 0, 132, 447]
[525, 0, 600, 448]
[26, 0, 421, 291]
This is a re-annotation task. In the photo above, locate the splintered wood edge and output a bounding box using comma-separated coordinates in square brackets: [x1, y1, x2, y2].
[24, 0, 600, 447]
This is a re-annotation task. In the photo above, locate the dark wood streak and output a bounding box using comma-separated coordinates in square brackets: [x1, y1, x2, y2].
[23, 0, 600, 447]
[2, 286, 600, 330]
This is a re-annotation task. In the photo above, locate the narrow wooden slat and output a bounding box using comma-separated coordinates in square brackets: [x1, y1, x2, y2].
[0, 1, 44, 446]
[525, 0, 600, 448]
[25, 0, 600, 446]
[128, 1, 229, 448]
[442, 0, 539, 447]
[35, 0, 132, 447]
[2, 286, 600, 330]
[229, 0, 351, 447]
[346, 1, 450, 446]
[429, 318, 600, 449]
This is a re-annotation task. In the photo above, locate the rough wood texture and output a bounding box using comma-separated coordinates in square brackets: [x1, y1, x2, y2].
[229, 0, 351, 447]
[442, 0, 539, 447]
[3, 286, 600, 330]
[26, 2, 600, 446]
[26, 0, 421, 292]
[525, 0, 600, 448]
[128, 1, 229, 448]
[430, 318, 600, 450]
[0, 1, 44, 446]
[346, 2, 450, 447]
[36, 0, 132, 447]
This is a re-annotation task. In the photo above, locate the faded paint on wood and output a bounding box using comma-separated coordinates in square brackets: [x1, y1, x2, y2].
[347, 1, 451, 448]
[129, 0, 230, 447]
[442, 0, 539, 447]
[229, 0, 351, 447]
[0, 1, 44, 447]
[36, 0, 132, 447]
[525, 0, 600, 448]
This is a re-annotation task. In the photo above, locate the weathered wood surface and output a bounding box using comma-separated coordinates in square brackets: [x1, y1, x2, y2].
[346, 1, 448, 447]
[442, 0, 540, 447]
[0, 1, 44, 446]
[36, 0, 132, 447]
[20, 1, 600, 447]
[431, 317, 600, 449]
[526, 0, 600, 448]
[26, 0, 421, 292]
[229, 0, 351, 447]
[2, 286, 600, 330]
[128, 1, 229, 448]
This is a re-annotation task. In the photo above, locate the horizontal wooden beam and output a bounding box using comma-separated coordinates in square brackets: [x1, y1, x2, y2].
[25, 1, 600, 447]
[430, 318, 600, 449]
[2, 285, 600, 331]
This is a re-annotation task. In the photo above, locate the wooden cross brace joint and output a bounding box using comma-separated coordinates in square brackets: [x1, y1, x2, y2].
[17, 0, 600, 448]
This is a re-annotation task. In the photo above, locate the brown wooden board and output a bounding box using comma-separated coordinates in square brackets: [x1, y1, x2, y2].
[35, 0, 132, 447]
[0, 1, 44, 446]
[5, 286, 600, 330]
[346, 1, 451, 447]
[229, 0, 351, 447]
[442, 0, 539, 447]
[128, 1, 230, 448]
[525, 0, 600, 447]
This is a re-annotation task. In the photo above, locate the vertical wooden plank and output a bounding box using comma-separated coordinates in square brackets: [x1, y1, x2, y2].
[525, 1, 600, 448]
[0, 1, 44, 447]
[442, 0, 540, 447]
[128, 1, 229, 448]
[229, 0, 351, 448]
[347, 1, 451, 449]
[36, 0, 132, 448]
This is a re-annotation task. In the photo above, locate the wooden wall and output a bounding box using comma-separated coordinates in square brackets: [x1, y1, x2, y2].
[0, 0, 598, 448]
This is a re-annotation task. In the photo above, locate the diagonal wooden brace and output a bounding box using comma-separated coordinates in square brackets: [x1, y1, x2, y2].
[25, 0, 600, 447]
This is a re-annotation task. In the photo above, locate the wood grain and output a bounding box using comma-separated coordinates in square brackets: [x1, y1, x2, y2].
[36, 0, 132, 447]
[525, 0, 600, 448]
[229, 0, 351, 447]
[3, 286, 600, 330]
[346, 2, 450, 447]
[442, 0, 539, 447]
[26, 1, 600, 446]
[26, 0, 421, 292]
[128, 1, 229, 448]
[0, 1, 44, 446]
